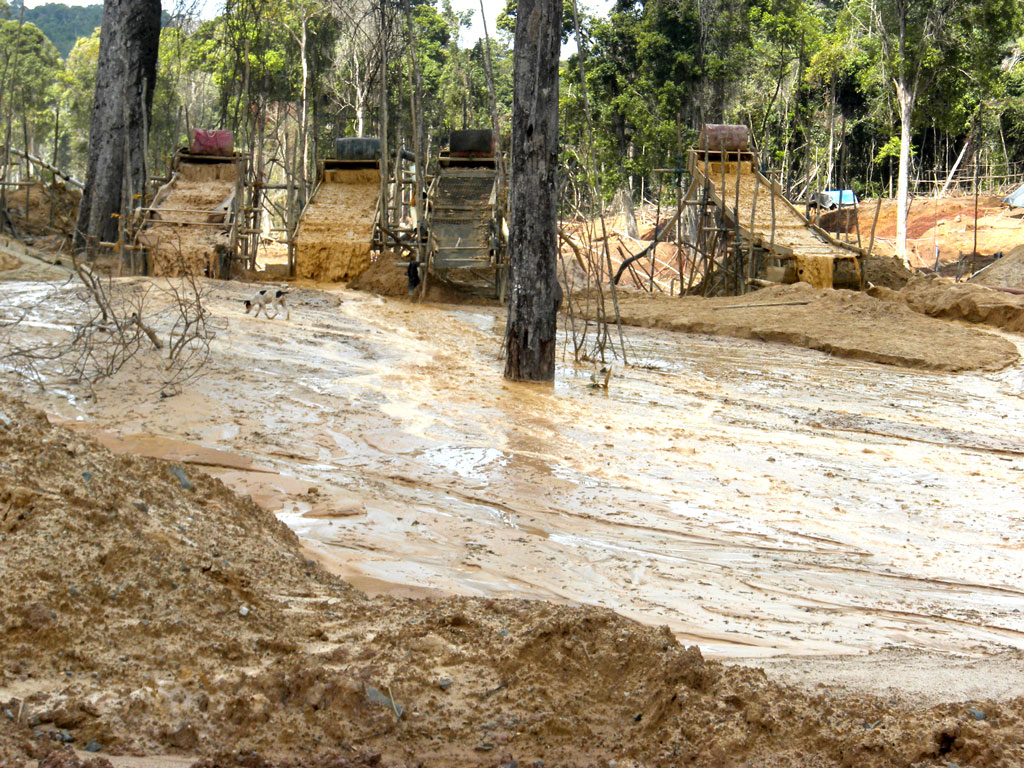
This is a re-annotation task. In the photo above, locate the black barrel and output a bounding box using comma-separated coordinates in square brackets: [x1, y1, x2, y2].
[335, 137, 381, 161]
[449, 129, 494, 157]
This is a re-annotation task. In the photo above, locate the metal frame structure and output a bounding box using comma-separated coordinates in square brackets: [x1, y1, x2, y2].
[423, 133, 508, 300]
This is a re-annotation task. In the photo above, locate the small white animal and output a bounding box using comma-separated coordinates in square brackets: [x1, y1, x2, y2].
[243, 288, 290, 320]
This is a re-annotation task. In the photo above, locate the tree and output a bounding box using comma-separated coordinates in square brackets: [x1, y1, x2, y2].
[74, 0, 161, 253]
[850, 0, 1020, 262]
[503, 0, 561, 382]
[20, 3, 104, 58]
[0, 20, 61, 159]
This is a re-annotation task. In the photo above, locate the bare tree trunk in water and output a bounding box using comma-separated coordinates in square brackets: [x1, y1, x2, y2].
[504, 0, 562, 382]
[74, 0, 161, 254]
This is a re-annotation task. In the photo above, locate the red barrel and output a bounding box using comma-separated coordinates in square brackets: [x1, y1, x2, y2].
[189, 129, 234, 156]
[697, 124, 749, 151]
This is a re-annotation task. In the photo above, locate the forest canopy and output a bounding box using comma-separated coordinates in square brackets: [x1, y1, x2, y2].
[0, 0, 1021, 208]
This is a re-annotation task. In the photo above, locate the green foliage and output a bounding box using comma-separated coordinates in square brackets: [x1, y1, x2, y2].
[56, 28, 100, 174]
[15, 2, 103, 58]
[0, 20, 62, 162]
[873, 136, 903, 164]
[0, 0, 1020, 214]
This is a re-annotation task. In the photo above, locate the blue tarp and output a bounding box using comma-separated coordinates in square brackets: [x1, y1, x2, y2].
[821, 189, 859, 207]
[1003, 183, 1024, 208]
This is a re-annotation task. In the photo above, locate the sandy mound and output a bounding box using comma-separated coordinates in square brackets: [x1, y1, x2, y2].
[140, 162, 237, 277]
[294, 170, 379, 282]
[896, 274, 1024, 333]
[347, 253, 407, 296]
[4, 181, 80, 239]
[604, 283, 1018, 372]
[0, 247, 19, 271]
[971, 244, 1024, 290]
[7, 391, 1024, 766]
[863, 254, 913, 289]
[349, 253, 499, 305]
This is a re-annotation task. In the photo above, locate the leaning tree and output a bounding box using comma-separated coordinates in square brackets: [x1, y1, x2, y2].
[503, 0, 562, 382]
[74, 0, 161, 254]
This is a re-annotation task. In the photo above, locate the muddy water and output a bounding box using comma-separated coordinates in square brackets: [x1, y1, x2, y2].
[5, 279, 1024, 659]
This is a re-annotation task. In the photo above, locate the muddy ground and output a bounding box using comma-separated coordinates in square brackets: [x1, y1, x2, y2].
[596, 282, 1019, 371]
[2, 272, 1024, 766]
[4, 386, 1024, 768]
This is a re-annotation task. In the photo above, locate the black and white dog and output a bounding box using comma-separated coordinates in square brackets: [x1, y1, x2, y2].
[243, 288, 290, 320]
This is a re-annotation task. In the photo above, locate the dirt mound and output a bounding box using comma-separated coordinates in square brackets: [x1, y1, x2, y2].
[4, 181, 80, 239]
[896, 274, 1024, 332]
[349, 253, 497, 304]
[863, 254, 913, 289]
[606, 283, 1018, 372]
[971, 244, 1024, 290]
[347, 253, 408, 296]
[0, 391, 350, 756]
[561, 219, 683, 293]
[854, 197, 1024, 268]
[294, 170, 379, 282]
[0, 234, 74, 281]
[1, 246, 19, 271]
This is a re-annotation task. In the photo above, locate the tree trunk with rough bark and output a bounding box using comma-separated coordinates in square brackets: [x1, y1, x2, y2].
[503, 0, 562, 382]
[74, 0, 161, 253]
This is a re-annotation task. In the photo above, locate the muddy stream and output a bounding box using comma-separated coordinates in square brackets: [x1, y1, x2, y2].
[6, 281, 1024, 672]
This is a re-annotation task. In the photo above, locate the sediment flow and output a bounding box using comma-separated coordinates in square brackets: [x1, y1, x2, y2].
[140, 161, 237, 277]
[294, 168, 380, 282]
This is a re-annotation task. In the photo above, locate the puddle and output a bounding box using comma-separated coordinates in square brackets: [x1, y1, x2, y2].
[4, 281, 1024, 658]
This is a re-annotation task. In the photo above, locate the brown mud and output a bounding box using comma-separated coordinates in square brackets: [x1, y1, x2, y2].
[971, 244, 1024, 290]
[892, 275, 1024, 333]
[349, 253, 500, 305]
[294, 170, 378, 282]
[861, 254, 913, 289]
[3, 392, 1024, 768]
[140, 163, 237, 277]
[0, 234, 74, 281]
[3, 277, 1024, 765]
[605, 282, 1019, 372]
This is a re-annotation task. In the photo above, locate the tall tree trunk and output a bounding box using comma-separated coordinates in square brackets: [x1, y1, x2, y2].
[298, 14, 309, 204]
[74, 0, 161, 253]
[895, 77, 914, 265]
[825, 77, 836, 190]
[504, 0, 561, 382]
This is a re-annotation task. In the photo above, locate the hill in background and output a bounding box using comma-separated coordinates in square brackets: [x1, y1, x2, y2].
[6, 0, 102, 57]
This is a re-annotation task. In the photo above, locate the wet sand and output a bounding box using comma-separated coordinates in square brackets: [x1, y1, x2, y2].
[4, 278, 1024, 689]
